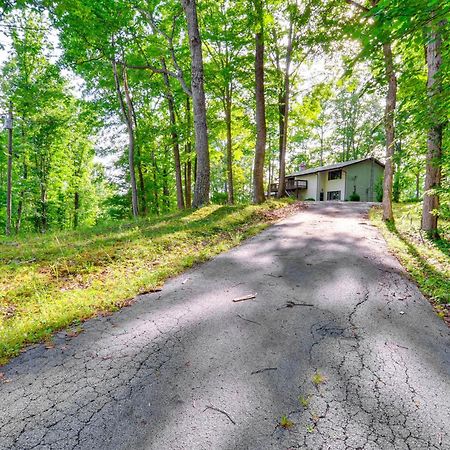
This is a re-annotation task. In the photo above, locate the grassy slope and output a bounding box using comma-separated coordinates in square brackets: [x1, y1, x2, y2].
[0, 200, 292, 364]
[370, 203, 449, 319]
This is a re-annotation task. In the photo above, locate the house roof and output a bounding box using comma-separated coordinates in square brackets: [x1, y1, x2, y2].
[286, 157, 384, 178]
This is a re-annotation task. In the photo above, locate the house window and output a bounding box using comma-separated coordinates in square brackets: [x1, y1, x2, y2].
[328, 169, 342, 180]
[327, 191, 341, 200]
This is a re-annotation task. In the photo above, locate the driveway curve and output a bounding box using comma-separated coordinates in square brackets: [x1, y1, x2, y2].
[1, 202, 449, 450]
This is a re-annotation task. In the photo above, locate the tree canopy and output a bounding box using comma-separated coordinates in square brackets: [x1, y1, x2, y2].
[0, 0, 448, 236]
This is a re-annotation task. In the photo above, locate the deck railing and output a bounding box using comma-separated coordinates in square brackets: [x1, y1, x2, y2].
[270, 179, 307, 192]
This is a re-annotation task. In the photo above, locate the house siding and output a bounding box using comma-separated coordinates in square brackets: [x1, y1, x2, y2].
[294, 174, 318, 200]
[344, 159, 384, 201]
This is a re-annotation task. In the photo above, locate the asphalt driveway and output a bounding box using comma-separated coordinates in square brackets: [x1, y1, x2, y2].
[1, 202, 449, 450]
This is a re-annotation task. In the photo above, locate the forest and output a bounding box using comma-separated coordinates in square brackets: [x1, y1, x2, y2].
[0, 0, 448, 237]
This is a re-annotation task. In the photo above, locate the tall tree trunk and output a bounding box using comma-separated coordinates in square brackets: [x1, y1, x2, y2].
[381, 41, 397, 221]
[127, 86, 147, 216]
[151, 150, 160, 214]
[112, 59, 139, 218]
[415, 171, 420, 200]
[422, 19, 445, 238]
[162, 152, 170, 211]
[162, 59, 185, 209]
[16, 118, 28, 234]
[185, 96, 192, 208]
[319, 125, 324, 166]
[181, 0, 210, 208]
[136, 147, 147, 216]
[122, 67, 140, 218]
[224, 85, 234, 204]
[277, 17, 294, 199]
[40, 185, 47, 233]
[252, 0, 267, 204]
[277, 86, 285, 186]
[344, 0, 396, 218]
[267, 149, 272, 197]
[74, 191, 79, 228]
[6, 102, 13, 236]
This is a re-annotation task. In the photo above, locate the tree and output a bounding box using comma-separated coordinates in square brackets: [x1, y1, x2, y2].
[252, 0, 267, 204]
[276, 4, 295, 198]
[181, 0, 210, 208]
[112, 58, 139, 217]
[344, 0, 397, 221]
[422, 16, 446, 237]
[0, 9, 103, 233]
[162, 58, 185, 209]
[5, 102, 13, 235]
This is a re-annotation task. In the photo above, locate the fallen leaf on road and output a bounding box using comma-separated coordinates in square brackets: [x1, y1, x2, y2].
[0, 373, 11, 383]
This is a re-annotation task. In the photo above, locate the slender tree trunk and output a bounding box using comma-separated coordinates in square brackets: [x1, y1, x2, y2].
[6, 102, 13, 236]
[422, 19, 445, 237]
[277, 17, 294, 199]
[136, 147, 147, 216]
[151, 150, 160, 214]
[162, 152, 170, 211]
[16, 118, 28, 234]
[122, 68, 140, 218]
[128, 85, 147, 216]
[162, 60, 185, 209]
[252, 0, 267, 204]
[224, 85, 234, 204]
[267, 151, 272, 197]
[40, 185, 47, 233]
[185, 96, 192, 208]
[415, 171, 420, 200]
[181, 0, 210, 208]
[381, 41, 397, 222]
[74, 191, 79, 228]
[16, 197, 23, 233]
[112, 60, 139, 218]
[278, 86, 285, 185]
[344, 0, 396, 219]
[319, 126, 324, 166]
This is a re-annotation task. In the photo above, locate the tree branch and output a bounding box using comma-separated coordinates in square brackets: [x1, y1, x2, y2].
[117, 60, 192, 97]
[137, 7, 191, 97]
[345, 0, 370, 13]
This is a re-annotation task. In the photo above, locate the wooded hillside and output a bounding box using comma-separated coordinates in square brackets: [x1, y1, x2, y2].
[0, 0, 448, 237]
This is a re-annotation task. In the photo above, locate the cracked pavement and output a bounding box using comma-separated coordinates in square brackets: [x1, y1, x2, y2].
[1, 202, 449, 450]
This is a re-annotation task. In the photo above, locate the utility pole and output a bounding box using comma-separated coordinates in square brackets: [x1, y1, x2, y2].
[5, 101, 13, 236]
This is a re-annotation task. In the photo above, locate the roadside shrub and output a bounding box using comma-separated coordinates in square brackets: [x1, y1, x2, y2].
[375, 176, 383, 202]
[349, 192, 360, 201]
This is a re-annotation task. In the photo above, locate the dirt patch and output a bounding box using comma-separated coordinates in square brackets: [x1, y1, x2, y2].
[259, 201, 306, 221]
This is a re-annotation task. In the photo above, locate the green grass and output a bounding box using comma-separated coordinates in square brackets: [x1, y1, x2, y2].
[311, 371, 326, 386]
[279, 415, 295, 429]
[0, 200, 292, 364]
[370, 203, 450, 308]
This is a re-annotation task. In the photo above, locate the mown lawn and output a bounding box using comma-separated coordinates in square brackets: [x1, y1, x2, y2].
[370, 203, 450, 319]
[0, 200, 293, 364]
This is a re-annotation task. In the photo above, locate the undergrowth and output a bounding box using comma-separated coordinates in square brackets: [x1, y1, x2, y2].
[370, 203, 449, 310]
[0, 200, 292, 364]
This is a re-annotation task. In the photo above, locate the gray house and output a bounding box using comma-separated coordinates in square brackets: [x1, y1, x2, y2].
[271, 157, 384, 202]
